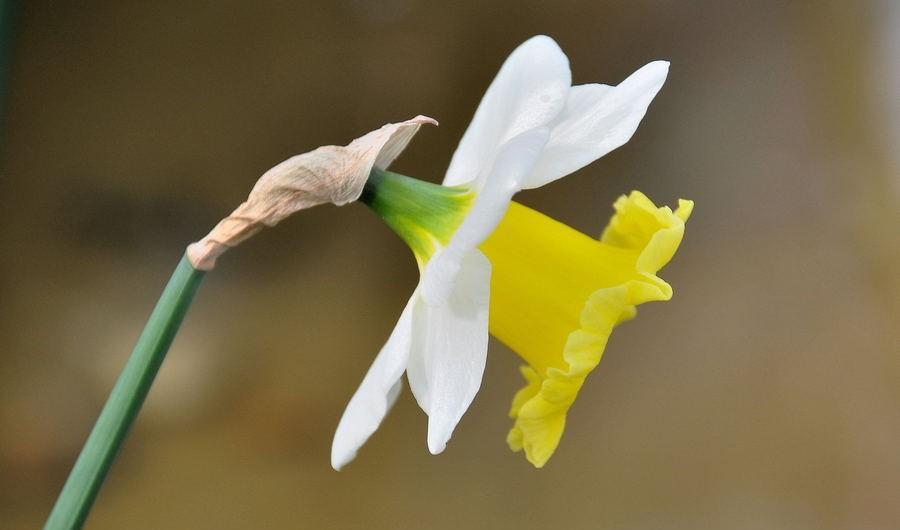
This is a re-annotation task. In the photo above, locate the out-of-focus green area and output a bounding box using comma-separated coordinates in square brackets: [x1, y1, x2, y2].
[1, 1, 897, 529]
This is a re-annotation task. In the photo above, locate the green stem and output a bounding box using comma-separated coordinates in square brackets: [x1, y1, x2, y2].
[44, 254, 206, 530]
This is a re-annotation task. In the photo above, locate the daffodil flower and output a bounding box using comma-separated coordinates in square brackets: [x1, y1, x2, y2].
[331, 35, 692, 470]
[47, 34, 693, 530]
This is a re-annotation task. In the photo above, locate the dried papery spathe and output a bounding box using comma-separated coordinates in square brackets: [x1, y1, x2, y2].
[187, 115, 437, 270]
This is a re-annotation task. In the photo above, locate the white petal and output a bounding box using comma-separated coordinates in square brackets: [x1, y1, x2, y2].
[443, 35, 571, 189]
[522, 61, 670, 189]
[406, 250, 491, 454]
[422, 128, 548, 306]
[331, 292, 418, 470]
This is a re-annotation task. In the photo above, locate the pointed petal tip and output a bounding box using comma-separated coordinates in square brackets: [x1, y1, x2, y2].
[515, 35, 567, 67]
[643, 60, 671, 81]
[330, 456, 345, 471]
[330, 443, 354, 471]
[523, 34, 560, 48]
[427, 433, 448, 455]
[426, 414, 454, 455]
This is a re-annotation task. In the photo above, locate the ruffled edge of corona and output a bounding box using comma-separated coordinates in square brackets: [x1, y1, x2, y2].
[507, 191, 693, 467]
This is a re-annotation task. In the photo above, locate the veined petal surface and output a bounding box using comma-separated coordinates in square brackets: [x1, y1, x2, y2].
[523, 61, 670, 189]
[443, 35, 571, 189]
[406, 250, 492, 454]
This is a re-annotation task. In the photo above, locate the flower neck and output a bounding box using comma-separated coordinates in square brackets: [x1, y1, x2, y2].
[361, 168, 474, 268]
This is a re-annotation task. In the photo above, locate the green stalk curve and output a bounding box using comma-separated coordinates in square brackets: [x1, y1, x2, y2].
[44, 254, 205, 530]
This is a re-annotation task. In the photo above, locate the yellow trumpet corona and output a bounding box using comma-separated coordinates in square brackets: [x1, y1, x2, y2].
[482, 193, 692, 467]
[362, 169, 692, 467]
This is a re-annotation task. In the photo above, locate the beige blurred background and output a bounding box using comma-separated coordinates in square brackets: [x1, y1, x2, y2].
[1, 1, 898, 528]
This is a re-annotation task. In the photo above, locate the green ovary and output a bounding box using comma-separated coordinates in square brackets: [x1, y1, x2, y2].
[361, 168, 474, 269]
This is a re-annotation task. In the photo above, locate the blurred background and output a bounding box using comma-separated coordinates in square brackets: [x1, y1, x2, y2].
[1, 1, 898, 528]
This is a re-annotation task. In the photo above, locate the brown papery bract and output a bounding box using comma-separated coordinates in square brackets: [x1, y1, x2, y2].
[187, 115, 437, 270]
